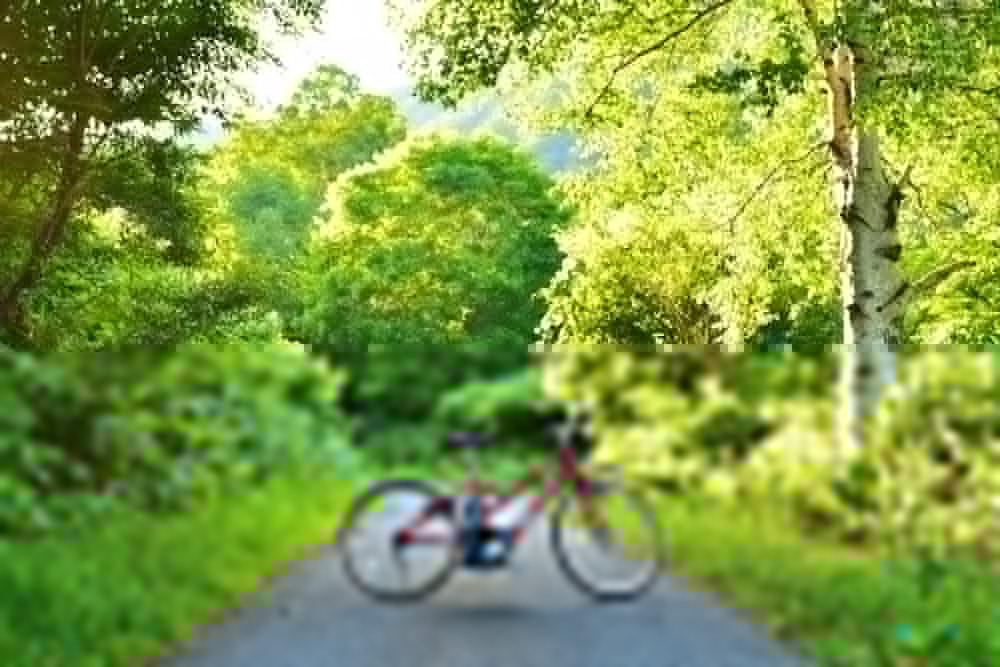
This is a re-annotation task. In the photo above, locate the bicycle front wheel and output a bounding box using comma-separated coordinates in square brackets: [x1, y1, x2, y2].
[337, 479, 459, 603]
[551, 480, 663, 602]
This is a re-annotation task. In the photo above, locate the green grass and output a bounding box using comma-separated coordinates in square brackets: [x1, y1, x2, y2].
[0, 469, 354, 667]
[651, 494, 1000, 667]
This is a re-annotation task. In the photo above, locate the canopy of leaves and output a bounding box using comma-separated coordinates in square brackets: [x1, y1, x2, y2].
[301, 133, 570, 349]
[391, 0, 1000, 345]
[201, 65, 408, 261]
[0, 0, 325, 134]
[0, 0, 331, 348]
[85, 136, 209, 264]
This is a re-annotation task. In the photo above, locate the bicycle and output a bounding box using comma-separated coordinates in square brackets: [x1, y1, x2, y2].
[336, 412, 664, 603]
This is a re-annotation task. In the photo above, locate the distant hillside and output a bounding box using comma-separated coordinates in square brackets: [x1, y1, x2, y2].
[390, 88, 581, 174]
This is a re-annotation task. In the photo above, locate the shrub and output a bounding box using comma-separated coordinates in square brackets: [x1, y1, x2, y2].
[335, 343, 530, 423]
[0, 349, 95, 532]
[434, 366, 564, 449]
[836, 349, 1000, 555]
[543, 347, 782, 485]
[0, 344, 353, 535]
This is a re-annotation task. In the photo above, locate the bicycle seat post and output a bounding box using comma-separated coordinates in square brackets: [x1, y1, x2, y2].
[464, 446, 482, 492]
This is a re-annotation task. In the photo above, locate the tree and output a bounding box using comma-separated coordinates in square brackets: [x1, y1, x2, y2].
[391, 0, 999, 448]
[0, 0, 327, 345]
[300, 134, 569, 349]
[201, 65, 408, 262]
[86, 136, 209, 265]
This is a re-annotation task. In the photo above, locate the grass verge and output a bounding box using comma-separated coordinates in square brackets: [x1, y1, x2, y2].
[0, 469, 354, 667]
[652, 494, 1000, 667]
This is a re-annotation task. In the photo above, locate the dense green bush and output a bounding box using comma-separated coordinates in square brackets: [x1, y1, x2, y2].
[346, 360, 571, 470]
[300, 135, 567, 351]
[334, 343, 530, 423]
[707, 348, 1000, 555]
[346, 353, 546, 467]
[434, 366, 563, 449]
[545, 346, 1000, 557]
[0, 344, 352, 534]
[352, 422, 448, 468]
[835, 350, 1000, 554]
[543, 347, 822, 485]
[0, 349, 96, 533]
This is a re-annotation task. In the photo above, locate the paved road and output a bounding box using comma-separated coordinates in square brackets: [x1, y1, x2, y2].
[161, 520, 806, 667]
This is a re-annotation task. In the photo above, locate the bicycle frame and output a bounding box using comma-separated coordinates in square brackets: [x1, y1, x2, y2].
[395, 445, 596, 551]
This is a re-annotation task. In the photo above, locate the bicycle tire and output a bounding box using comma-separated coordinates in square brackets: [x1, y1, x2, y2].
[551, 481, 664, 602]
[337, 479, 459, 603]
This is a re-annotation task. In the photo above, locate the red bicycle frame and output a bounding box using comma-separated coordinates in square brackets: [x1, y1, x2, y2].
[396, 446, 596, 549]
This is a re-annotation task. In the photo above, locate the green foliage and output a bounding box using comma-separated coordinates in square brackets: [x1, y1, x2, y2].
[394, 0, 999, 348]
[652, 496, 1000, 667]
[339, 343, 529, 423]
[434, 366, 563, 449]
[0, 0, 329, 346]
[0, 0, 324, 133]
[532, 71, 837, 345]
[545, 347, 833, 486]
[335, 344, 533, 474]
[901, 163, 1000, 344]
[202, 65, 408, 263]
[538, 211, 722, 344]
[353, 422, 448, 470]
[0, 471, 353, 667]
[85, 136, 209, 265]
[342, 352, 556, 468]
[0, 349, 94, 533]
[833, 350, 1000, 555]
[0, 344, 351, 534]
[28, 227, 285, 349]
[691, 15, 811, 115]
[551, 346, 1000, 557]
[301, 134, 569, 348]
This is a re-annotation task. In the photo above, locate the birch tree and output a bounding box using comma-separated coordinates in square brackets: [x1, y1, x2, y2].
[389, 0, 1000, 449]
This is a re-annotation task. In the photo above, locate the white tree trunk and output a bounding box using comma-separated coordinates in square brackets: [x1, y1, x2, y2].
[823, 45, 904, 453]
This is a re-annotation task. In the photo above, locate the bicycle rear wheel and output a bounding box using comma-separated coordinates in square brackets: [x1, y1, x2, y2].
[337, 479, 459, 603]
[551, 480, 663, 602]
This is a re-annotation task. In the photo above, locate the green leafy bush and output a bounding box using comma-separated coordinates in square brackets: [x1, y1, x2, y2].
[0, 344, 352, 535]
[544, 347, 780, 485]
[434, 366, 563, 448]
[349, 365, 561, 471]
[0, 349, 95, 532]
[353, 422, 447, 468]
[834, 350, 1000, 555]
[334, 343, 530, 422]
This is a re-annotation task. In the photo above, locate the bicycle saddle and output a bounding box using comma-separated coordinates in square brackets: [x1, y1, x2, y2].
[445, 431, 496, 450]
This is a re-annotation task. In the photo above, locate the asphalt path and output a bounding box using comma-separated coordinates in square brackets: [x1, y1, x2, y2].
[161, 508, 806, 667]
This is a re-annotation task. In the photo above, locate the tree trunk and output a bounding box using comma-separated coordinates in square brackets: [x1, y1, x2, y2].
[823, 44, 905, 452]
[0, 116, 88, 344]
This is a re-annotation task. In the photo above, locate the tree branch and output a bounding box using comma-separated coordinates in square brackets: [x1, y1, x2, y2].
[884, 260, 976, 315]
[957, 84, 1000, 99]
[797, 0, 827, 56]
[584, 0, 738, 119]
[723, 141, 827, 233]
[911, 260, 975, 297]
